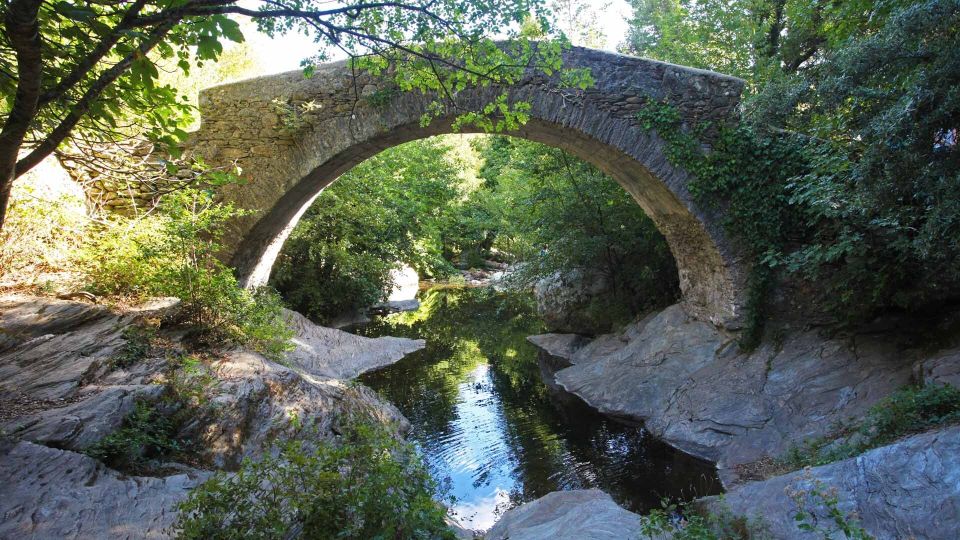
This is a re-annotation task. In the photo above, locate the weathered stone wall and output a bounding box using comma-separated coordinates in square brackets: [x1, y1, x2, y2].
[190, 45, 747, 326]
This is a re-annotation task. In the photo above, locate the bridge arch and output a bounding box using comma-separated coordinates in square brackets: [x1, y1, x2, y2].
[191, 46, 747, 327]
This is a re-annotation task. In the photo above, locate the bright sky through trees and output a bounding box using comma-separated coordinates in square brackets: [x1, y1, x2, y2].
[240, 0, 632, 76]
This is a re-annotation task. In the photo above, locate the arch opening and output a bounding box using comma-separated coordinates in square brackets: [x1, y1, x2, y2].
[191, 47, 747, 326]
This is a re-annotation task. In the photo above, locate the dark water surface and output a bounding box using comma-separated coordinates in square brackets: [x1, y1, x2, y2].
[358, 287, 721, 530]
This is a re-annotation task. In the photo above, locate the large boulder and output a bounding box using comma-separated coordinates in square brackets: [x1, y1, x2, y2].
[700, 426, 960, 539]
[185, 349, 408, 470]
[485, 489, 642, 540]
[529, 303, 941, 486]
[533, 268, 615, 335]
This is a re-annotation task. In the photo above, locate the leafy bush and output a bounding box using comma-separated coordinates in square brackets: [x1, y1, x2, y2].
[780, 383, 960, 470]
[639, 500, 754, 540]
[630, 0, 960, 329]
[79, 186, 293, 360]
[86, 353, 218, 472]
[84, 400, 181, 472]
[112, 324, 157, 369]
[175, 420, 455, 540]
[787, 473, 874, 540]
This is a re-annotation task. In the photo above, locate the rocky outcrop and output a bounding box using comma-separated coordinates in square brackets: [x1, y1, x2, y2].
[533, 268, 614, 335]
[284, 308, 424, 379]
[0, 294, 423, 536]
[187, 349, 408, 469]
[485, 489, 642, 540]
[700, 426, 960, 539]
[529, 303, 952, 486]
[0, 439, 208, 539]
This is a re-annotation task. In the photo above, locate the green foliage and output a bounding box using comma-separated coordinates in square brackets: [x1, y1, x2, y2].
[627, 0, 960, 326]
[112, 324, 157, 369]
[79, 186, 293, 360]
[752, 0, 960, 320]
[271, 137, 465, 323]
[638, 500, 754, 540]
[462, 136, 680, 323]
[621, 0, 913, 84]
[780, 384, 960, 470]
[175, 420, 455, 540]
[85, 352, 218, 472]
[0, 165, 87, 284]
[84, 400, 181, 472]
[1, 0, 584, 186]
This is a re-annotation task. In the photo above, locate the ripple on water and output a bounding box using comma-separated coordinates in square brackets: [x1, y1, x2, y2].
[358, 287, 722, 530]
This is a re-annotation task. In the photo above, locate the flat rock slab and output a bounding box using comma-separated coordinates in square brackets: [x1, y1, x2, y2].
[700, 426, 960, 539]
[0, 440, 208, 539]
[283, 309, 425, 379]
[485, 489, 641, 540]
[529, 303, 944, 485]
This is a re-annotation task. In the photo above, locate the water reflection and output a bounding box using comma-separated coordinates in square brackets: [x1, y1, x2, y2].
[358, 287, 721, 530]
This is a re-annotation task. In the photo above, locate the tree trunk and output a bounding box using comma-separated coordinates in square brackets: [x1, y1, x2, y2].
[0, 0, 44, 232]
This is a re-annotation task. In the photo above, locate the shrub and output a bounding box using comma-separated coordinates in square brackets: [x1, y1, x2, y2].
[175, 420, 455, 540]
[638, 499, 755, 540]
[84, 400, 181, 472]
[112, 324, 157, 369]
[787, 473, 874, 540]
[78, 187, 293, 360]
[85, 353, 218, 472]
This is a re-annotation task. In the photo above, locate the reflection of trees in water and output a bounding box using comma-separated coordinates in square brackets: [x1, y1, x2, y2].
[359, 287, 721, 514]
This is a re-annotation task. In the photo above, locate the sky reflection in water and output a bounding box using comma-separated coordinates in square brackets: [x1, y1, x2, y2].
[359, 287, 721, 530]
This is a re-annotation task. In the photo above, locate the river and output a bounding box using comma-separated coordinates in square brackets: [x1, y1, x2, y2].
[358, 286, 721, 530]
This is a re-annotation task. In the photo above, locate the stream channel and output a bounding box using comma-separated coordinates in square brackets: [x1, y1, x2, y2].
[358, 286, 721, 530]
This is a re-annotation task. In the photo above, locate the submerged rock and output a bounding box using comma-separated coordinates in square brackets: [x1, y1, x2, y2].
[529, 303, 949, 486]
[700, 426, 960, 539]
[485, 489, 642, 540]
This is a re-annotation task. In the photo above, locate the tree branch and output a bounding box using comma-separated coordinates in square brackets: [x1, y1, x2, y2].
[15, 20, 177, 176]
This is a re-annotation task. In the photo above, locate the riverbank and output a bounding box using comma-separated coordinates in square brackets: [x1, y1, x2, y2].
[3, 291, 959, 538]
[0, 293, 421, 537]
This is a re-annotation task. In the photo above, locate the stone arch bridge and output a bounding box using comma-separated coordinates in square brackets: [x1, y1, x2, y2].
[191, 46, 746, 327]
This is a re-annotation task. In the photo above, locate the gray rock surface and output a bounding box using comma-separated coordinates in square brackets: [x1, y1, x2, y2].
[3, 384, 164, 450]
[530, 303, 942, 486]
[283, 308, 425, 379]
[188, 349, 408, 469]
[485, 489, 642, 540]
[700, 426, 960, 539]
[0, 294, 421, 535]
[0, 439, 208, 539]
[533, 268, 615, 335]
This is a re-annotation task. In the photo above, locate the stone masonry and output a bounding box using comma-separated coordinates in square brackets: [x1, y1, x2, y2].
[189, 45, 746, 326]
